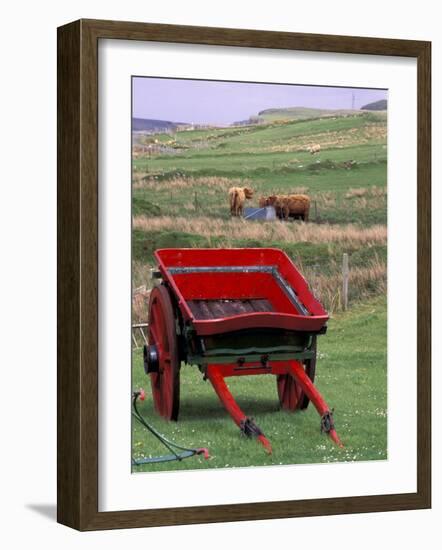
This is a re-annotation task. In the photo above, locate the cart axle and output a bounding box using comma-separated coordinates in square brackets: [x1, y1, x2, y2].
[144, 344, 159, 374]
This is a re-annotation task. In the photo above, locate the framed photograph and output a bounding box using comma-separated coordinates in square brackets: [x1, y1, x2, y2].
[57, 19, 431, 530]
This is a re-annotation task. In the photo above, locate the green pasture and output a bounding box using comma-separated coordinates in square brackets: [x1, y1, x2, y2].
[140, 110, 386, 149]
[133, 111, 387, 225]
[133, 160, 386, 225]
[132, 296, 387, 472]
[131, 108, 388, 471]
[134, 145, 386, 173]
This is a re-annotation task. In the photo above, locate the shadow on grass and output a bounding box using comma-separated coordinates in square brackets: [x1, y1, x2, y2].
[178, 396, 280, 420]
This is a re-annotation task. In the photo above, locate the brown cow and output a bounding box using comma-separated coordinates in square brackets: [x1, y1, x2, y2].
[262, 194, 310, 221]
[228, 187, 253, 216]
[258, 196, 268, 208]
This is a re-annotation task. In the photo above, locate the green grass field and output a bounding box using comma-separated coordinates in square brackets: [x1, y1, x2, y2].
[131, 107, 388, 471]
[133, 112, 387, 244]
[132, 296, 387, 472]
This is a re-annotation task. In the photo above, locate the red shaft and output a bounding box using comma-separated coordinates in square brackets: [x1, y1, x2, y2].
[206, 365, 272, 454]
[287, 360, 343, 447]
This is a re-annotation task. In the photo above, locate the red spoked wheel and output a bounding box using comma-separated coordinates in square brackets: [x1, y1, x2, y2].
[147, 284, 180, 420]
[277, 336, 317, 411]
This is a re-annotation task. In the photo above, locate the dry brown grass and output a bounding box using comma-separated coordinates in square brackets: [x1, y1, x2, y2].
[345, 186, 387, 199]
[133, 175, 252, 192]
[315, 191, 337, 209]
[301, 257, 387, 313]
[133, 215, 387, 247]
[132, 263, 153, 322]
[257, 124, 387, 154]
[288, 186, 309, 194]
[132, 290, 151, 324]
[345, 188, 367, 199]
[132, 262, 153, 289]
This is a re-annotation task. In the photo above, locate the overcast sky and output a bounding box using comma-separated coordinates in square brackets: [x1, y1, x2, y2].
[132, 77, 387, 125]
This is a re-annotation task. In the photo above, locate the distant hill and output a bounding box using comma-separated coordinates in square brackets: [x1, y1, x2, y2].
[256, 106, 362, 122]
[232, 115, 265, 126]
[360, 99, 387, 111]
[132, 117, 188, 132]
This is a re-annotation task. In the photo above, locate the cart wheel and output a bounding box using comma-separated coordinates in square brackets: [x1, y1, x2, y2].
[147, 284, 180, 420]
[277, 336, 317, 411]
[277, 373, 303, 411]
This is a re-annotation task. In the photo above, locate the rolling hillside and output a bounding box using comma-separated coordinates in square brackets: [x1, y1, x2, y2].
[257, 106, 364, 121]
[132, 117, 189, 132]
[131, 107, 388, 471]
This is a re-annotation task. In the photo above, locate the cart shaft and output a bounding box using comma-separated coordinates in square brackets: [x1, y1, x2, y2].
[206, 365, 273, 454]
[206, 360, 343, 452]
[286, 361, 343, 447]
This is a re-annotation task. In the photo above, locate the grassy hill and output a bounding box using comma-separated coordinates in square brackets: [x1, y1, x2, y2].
[132, 117, 188, 132]
[361, 99, 387, 111]
[258, 106, 364, 121]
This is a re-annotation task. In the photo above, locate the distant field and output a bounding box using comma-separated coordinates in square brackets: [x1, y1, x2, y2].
[132, 165, 387, 223]
[257, 106, 387, 122]
[133, 112, 387, 226]
[132, 296, 387, 472]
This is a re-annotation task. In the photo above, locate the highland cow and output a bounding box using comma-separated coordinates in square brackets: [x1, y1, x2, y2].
[228, 186, 254, 216]
[264, 194, 311, 221]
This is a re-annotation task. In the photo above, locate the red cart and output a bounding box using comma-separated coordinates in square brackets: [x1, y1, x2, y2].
[144, 248, 342, 453]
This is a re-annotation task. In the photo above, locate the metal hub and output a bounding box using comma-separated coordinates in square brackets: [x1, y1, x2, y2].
[144, 344, 159, 374]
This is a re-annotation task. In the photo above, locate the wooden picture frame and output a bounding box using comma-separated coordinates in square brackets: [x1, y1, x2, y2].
[57, 18, 431, 531]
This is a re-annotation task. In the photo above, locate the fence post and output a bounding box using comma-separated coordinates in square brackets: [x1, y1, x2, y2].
[342, 253, 349, 310]
[311, 261, 319, 299]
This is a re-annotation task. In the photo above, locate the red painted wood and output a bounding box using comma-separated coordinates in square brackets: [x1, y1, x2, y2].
[287, 360, 343, 447]
[147, 285, 180, 420]
[206, 365, 272, 454]
[192, 313, 328, 336]
[173, 272, 293, 312]
[154, 248, 328, 336]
